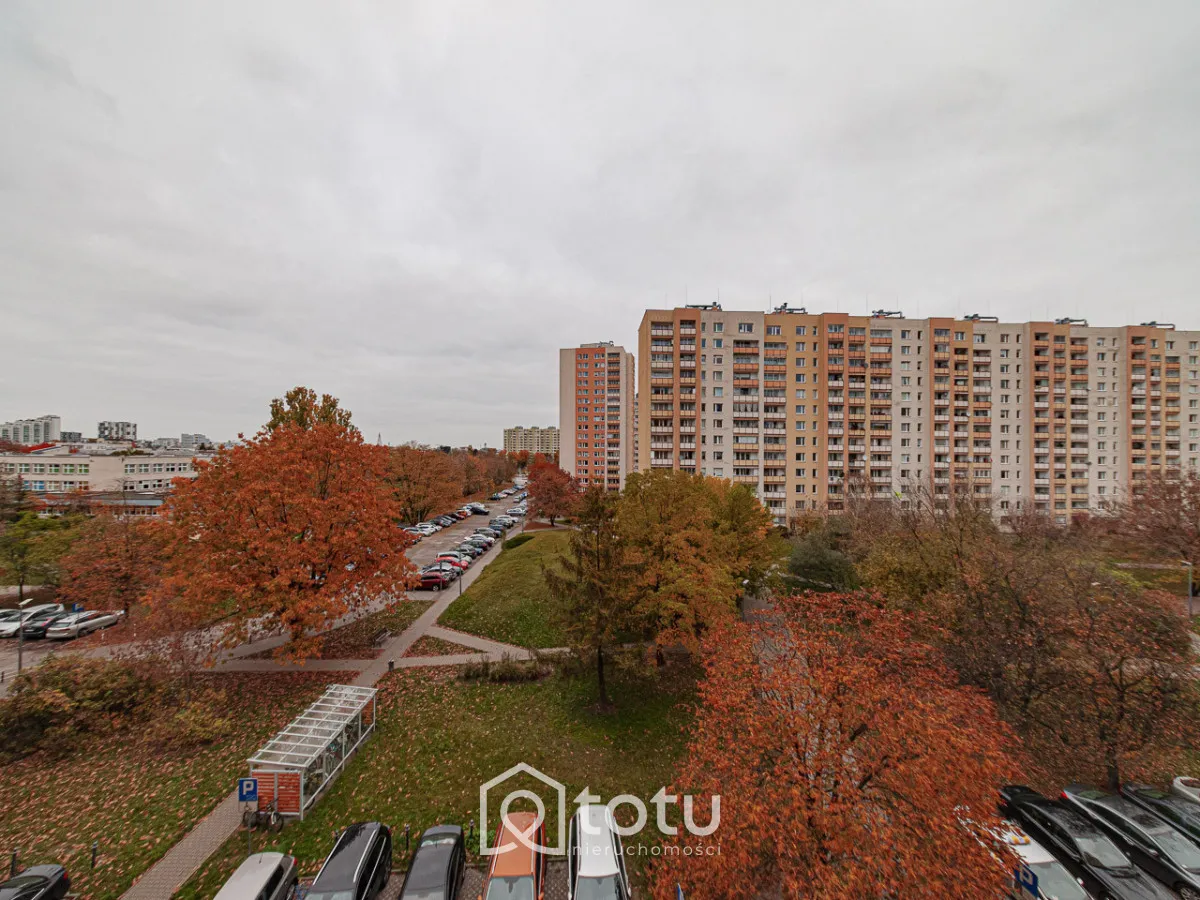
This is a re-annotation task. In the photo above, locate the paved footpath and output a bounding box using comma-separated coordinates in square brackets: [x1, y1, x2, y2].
[121, 519, 525, 900]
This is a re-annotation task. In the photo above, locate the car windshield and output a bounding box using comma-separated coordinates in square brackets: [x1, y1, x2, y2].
[1148, 827, 1200, 870]
[484, 876, 536, 900]
[575, 875, 620, 900]
[1027, 860, 1088, 899]
[1074, 832, 1131, 869]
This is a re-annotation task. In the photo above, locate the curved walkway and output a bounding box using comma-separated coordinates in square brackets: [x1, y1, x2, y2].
[121, 517, 525, 900]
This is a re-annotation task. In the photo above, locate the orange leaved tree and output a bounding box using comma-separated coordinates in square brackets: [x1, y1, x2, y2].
[528, 461, 578, 525]
[58, 509, 166, 615]
[389, 445, 462, 524]
[648, 591, 1019, 899]
[158, 419, 416, 659]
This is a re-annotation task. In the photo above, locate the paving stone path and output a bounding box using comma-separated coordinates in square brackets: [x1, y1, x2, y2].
[121, 516, 544, 900]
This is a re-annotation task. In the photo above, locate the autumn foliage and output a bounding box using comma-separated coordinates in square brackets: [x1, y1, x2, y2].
[648, 592, 1019, 900]
[58, 510, 165, 614]
[528, 460, 578, 525]
[158, 419, 417, 659]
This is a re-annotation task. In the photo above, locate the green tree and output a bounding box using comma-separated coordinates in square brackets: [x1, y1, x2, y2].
[0, 475, 32, 525]
[0, 512, 73, 600]
[787, 521, 859, 591]
[266, 386, 355, 432]
[544, 487, 636, 708]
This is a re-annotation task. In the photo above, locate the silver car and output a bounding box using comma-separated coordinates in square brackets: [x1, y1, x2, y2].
[45, 610, 124, 640]
[0, 604, 64, 638]
[213, 852, 297, 900]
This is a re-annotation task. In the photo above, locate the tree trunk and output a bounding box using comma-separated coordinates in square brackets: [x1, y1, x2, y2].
[596, 645, 608, 707]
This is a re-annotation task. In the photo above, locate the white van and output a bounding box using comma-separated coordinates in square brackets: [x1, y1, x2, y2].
[213, 852, 297, 900]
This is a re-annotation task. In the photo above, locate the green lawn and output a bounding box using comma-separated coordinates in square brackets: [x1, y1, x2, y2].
[174, 665, 696, 897]
[438, 531, 570, 648]
[0, 671, 351, 900]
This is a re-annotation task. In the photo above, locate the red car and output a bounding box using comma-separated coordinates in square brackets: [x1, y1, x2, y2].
[434, 554, 470, 570]
[419, 571, 454, 590]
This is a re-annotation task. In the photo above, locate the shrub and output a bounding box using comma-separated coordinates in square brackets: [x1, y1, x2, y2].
[458, 652, 551, 683]
[502, 533, 535, 552]
[0, 656, 155, 759]
[145, 697, 232, 748]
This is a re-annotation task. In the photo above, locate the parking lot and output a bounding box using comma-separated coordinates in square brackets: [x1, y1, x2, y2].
[0, 493, 525, 685]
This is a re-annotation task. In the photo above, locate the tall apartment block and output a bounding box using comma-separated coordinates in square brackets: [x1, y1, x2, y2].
[0, 415, 62, 445]
[98, 420, 138, 441]
[559, 342, 636, 491]
[503, 425, 560, 456]
[637, 306, 1200, 526]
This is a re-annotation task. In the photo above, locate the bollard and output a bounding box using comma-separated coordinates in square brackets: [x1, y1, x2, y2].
[404, 824, 410, 853]
[469, 818, 475, 844]
[10, 849, 17, 878]
[91, 841, 98, 869]
[388, 659, 395, 672]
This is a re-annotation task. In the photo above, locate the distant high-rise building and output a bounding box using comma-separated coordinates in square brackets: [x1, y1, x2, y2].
[181, 433, 210, 449]
[636, 305, 1200, 527]
[0, 415, 62, 445]
[97, 421, 137, 441]
[559, 342, 635, 491]
[60, 431, 82, 443]
[503, 426, 560, 456]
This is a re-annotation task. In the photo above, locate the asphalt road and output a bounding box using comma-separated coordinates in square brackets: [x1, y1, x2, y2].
[0, 492, 527, 683]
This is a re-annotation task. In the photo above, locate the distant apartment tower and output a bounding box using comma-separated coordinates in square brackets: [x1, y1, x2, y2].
[98, 421, 137, 441]
[60, 431, 82, 443]
[503, 426, 560, 456]
[637, 305, 1200, 527]
[181, 433, 210, 449]
[559, 342, 636, 491]
[0, 415, 62, 445]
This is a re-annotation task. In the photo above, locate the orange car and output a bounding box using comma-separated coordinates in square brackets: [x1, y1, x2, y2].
[480, 811, 546, 900]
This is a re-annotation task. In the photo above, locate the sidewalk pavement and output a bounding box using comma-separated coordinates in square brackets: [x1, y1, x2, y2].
[120, 520, 525, 899]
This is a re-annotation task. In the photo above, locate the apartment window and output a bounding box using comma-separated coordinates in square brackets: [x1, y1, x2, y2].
[767, 325, 781, 335]
[795, 326, 807, 336]
[901, 330, 911, 339]
[738, 322, 753, 333]
[974, 333, 985, 344]
[712, 323, 723, 333]
[713, 387, 723, 397]
[954, 331, 965, 341]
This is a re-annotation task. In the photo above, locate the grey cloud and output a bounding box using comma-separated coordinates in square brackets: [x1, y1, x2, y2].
[2, 0, 1199, 446]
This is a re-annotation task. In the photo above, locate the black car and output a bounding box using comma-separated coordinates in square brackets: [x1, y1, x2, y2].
[308, 822, 392, 900]
[1061, 784, 1200, 899]
[475, 528, 502, 538]
[456, 543, 484, 558]
[433, 516, 456, 527]
[1001, 785, 1176, 900]
[20, 612, 69, 640]
[1123, 784, 1200, 846]
[0, 865, 70, 900]
[399, 825, 465, 900]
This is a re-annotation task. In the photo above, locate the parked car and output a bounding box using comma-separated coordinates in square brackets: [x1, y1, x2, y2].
[308, 822, 391, 900]
[435, 553, 471, 570]
[475, 527, 503, 539]
[213, 852, 297, 900]
[416, 523, 440, 534]
[0, 605, 64, 638]
[464, 536, 495, 550]
[506, 507, 527, 517]
[994, 822, 1091, 900]
[0, 865, 70, 900]
[1001, 785, 1176, 900]
[456, 543, 484, 559]
[418, 571, 454, 591]
[468, 502, 489, 512]
[1173, 777, 1200, 806]
[568, 805, 631, 900]
[1061, 784, 1200, 898]
[45, 610, 123, 640]
[20, 611, 71, 640]
[422, 562, 461, 578]
[489, 492, 504, 500]
[482, 812, 546, 900]
[1123, 784, 1200, 845]
[399, 825, 465, 900]
[433, 516, 456, 528]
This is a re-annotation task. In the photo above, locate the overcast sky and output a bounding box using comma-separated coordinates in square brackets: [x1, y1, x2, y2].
[3, 1, 1199, 446]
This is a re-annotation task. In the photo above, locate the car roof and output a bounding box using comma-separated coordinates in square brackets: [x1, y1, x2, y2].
[312, 822, 384, 888]
[997, 824, 1057, 865]
[1068, 786, 1169, 830]
[575, 805, 620, 878]
[490, 813, 539, 878]
[407, 827, 461, 891]
[214, 853, 291, 898]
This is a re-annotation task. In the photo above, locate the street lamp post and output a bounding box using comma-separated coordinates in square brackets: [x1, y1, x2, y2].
[16, 597, 33, 675]
[1184, 561, 1194, 619]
